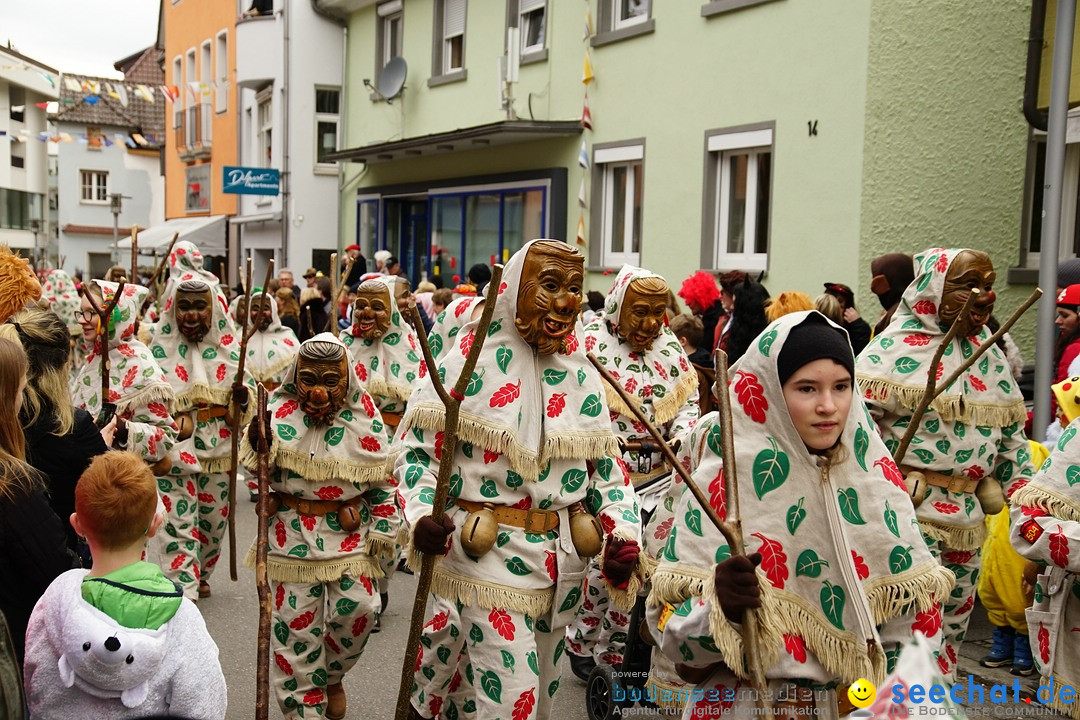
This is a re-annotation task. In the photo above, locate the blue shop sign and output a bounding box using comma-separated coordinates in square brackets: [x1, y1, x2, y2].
[223, 166, 280, 196]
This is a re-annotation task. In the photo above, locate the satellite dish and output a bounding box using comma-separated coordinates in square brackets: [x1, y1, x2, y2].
[376, 57, 408, 102]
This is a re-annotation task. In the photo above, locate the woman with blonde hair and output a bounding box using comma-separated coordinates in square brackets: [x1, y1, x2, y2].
[0, 337, 77, 665]
[0, 307, 107, 555]
[814, 292, 844, 324]
[275, 286, 301, 335]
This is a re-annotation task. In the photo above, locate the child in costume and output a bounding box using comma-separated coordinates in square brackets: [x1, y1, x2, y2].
[24, 451, 226, 719]
[242, 333, 402, 720]
[1010, 404, 1080, 718]
[565, 264, 699, 678]
[855, 248, 1035, 678]
[648, 312, 953, 718]
[73, 281, 177, 470]
[397, 240, 645, 720]
[149, 252, 254, 600]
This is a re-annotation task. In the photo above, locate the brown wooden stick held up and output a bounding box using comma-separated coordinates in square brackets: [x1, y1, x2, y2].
[892, 287, 1042, 466]
[254, 385, 272, 720]
[149, 233, 180, 308]
[227, 257, 275, 581]
[394, 265, 504, 720]
[81, 281, 126, 425]
[588, 351, 769, 703]
[129, 225, 139, 284]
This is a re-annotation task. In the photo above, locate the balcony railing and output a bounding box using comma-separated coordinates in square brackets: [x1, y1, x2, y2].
[186, 102, 213, 158]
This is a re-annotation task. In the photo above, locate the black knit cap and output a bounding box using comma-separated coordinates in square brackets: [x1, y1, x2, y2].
[777, 313, 855, 387]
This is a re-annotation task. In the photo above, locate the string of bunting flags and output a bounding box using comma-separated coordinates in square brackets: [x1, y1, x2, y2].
[0, 128, 160, 148]
[577, 1, 595, 249]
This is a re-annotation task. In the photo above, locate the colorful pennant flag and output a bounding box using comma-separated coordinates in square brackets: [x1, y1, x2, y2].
[582, 50, 594, 85]
[160, 85, 179, 103]
[581, 93, 592, 131]
[578, 177, 587, 208]
[63, 77, 82, 92]
[578, 138, 589, 169]
[576, 214, 586, 246]
[584, 8, 594, 41]
[135, 85, 155, 103]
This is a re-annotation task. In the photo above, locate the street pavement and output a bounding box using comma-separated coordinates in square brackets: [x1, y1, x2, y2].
[159, 490, 1068, 719]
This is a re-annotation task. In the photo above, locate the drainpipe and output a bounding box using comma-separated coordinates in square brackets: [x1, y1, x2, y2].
[281, 0, 290, 270]
[1034, 0, 1076, 440]
[1024, 0, 1049, 131]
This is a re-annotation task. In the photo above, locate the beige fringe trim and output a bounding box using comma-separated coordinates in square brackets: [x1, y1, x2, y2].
[366, 534, 398, 561]
[602, 370, 697, 428]
[429, 566, 554, 617]
[201, 455, 236, 475]
[863, 563, 956, 624]
[138, 325, 152, 346]
[919, 518, 987, 551]
[1012, 484, 1080, 524]
[114, 382, 174, 417]
[647, 564, 710, 607]
[1044, 674, 1080, 720]
[274, 448, 389, 486]
[603, 531, 658, 611]
[404, 404, 618, 482]
[644, 676, 688, 711]
[244, 543, 384, 582]
[173, 385, 233, 412]
[252, 353, 293, 385]
[365, 373, 412, 405]
[857, 377, 1027, 426]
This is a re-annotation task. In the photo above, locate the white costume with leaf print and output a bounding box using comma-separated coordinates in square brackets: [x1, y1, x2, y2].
[567, 264, 699, 671]
[149, 244, 255, 597]
[856, 247, 1035, 677]
[241, 333, 402, 720]
[649, 312, 953, 718]
[72, 281, 177, 465]
[1010, 417, 1080, 720]
[340, 275, 423, 423]
[394, 240, 644, 720]
[230, 291, 299, 389]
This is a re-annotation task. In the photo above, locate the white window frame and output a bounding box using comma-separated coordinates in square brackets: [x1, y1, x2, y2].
[377, 1, 404, 69]
[256, 87, 273, 170]
[440, 0, 466, 75]
[612, 0, 650, 30]
[595, 143, 644, 268]
[518, 0, 546, 56]
[185, 48, 197, 147]
[314, 86, 340, 171]
[80, 170, 109, 204]
[172, 56, 183, 126]
[709, 127, 773, 272]
[215, 31, 228, 113]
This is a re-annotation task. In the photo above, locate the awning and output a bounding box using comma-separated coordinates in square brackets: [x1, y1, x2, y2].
[117, 215, 228, 255]
[325, 119, 583, 164]
[229, 211, 282, 225]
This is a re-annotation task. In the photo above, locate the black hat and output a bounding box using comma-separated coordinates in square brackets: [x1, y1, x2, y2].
[777, 313, 855, 387]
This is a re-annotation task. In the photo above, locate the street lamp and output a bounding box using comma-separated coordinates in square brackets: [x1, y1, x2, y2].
[110, 193, 122, 264]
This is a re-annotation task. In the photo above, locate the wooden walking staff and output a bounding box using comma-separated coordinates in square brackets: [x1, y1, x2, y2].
[226, 255, 275, 581]
[328, 252, 356, 338]
[253, 384, 272, 720]
[129, 225, 139, 284]
[148, 233, 180, 308]
[892, 287, 1043, 466]
[394, 264, 504, 720]
[81, 280, 127, 427]
[587, 351, 770, 705]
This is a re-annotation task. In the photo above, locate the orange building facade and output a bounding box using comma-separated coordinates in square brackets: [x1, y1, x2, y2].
[163, 0, 238, 271]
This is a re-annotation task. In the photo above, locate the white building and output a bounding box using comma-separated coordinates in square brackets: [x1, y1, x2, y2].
[233, 0, 345, 276]
[0, 46, 59, 263]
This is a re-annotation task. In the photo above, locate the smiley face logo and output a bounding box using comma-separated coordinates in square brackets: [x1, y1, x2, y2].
[848, 678, 876, 708]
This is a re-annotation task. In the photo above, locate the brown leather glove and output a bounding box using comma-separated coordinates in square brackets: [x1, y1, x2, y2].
[232, 383, 250, 410]
[602, 536, 640, 589]
[713, 553, 763, 623]
[246, 413, 272, 450]
[414, 515, 455, 555]
[112, 415, 129, 449]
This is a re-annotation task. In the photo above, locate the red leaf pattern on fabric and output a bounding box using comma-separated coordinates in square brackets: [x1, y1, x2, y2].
[355, 362, 368, 381]
[932, 502, 960, 515]
[599, 513, 615, 535]
[221, 334, 234, 346]
[303, 689, 324, 706]
[361, 394, 376, 418]
[585, 335, 597, 352]
[874, 457, 907, 490]
[372, 504, 395, 518]
[315, 486, 343, 500]
[912, 606, 942, 637]
[913, 300, 937, 315]
[360, 436, 381, 452]
[459, 330, 475, 357]
[653, 517, 674, 541]
[733, 371, 768, 423]
[290, 611, 315, 630]
[1051, 528, 1070, 567]
[489, 608, 516, 640]
[352, 616, 367, 637]
[275, 584, 285, 609]
[563, 332, 579, 354]
[935, 254, 949, 273]
[969, 375, 987, 392]
[545, 551, 557, 581]
[427, 611, 449, 631]
[1021, 506, 1049, 517]
[489, 381, 521, 408]
[339, 533, 363, 552]
[547, 393, 567, 418]
[275, 519, 286, 547]
[175, 365, 188, 382]
[903, 333, 932, 347]
[216, 364, 226, 382]
[942, 550, 974, 564]
[708, 468, 727, 520]
[275, 653, 293, 676]
[275, 399, 298, 419]
[751, 532, 788, 589]
[783, 634, 807, 663]
[851, 550, 870, 580]
[428, 696, 443, 718]
[454, 299, 472, 318]
[513, 689, 536, 720]
[148, 402, 169, 418]
[962, 465, 984, 480]
[434, 431, 444, 461]
[1039, 624, 1050, 663]
[653, 361, 669, 381]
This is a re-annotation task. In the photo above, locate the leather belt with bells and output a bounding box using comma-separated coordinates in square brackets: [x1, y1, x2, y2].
[273, 491, 362, 517]
[194, 405, 230, 423]
[454, 499, 560, 534]
[900, 465, 979, 494]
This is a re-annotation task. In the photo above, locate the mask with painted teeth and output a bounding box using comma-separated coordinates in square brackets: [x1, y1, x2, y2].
[515, 242, 584, 355]
[618, 276, 668, 354]
[295, 340, 349, 425]
[352, 281, 392, 340]
[940, 250, 996, 338]
[176, 280, 213, 343]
